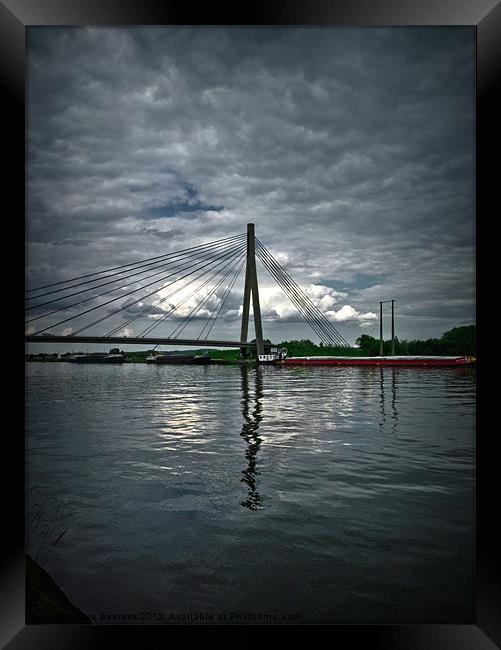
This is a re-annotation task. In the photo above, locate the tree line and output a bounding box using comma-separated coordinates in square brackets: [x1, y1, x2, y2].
[279, 325, 475, 357]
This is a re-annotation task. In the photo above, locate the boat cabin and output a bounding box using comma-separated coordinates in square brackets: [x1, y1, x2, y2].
[258, 347, 288, 363]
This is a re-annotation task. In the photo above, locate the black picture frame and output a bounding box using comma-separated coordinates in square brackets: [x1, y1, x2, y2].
[3, 1, 499, 647]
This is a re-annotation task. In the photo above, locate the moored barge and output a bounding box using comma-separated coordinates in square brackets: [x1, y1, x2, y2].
[147, 353, 211, 365]
[281, 355, 475, 367]
[68, 353, 125, 363]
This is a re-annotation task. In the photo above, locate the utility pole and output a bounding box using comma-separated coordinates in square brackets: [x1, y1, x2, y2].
[379, 301, 383, 356]
[240, 223, 264, 357]
[391, 299, 395, 356]
[380, 300, 395, 356]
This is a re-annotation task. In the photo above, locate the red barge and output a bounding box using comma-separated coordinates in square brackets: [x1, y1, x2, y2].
[280, 355, 475, 367]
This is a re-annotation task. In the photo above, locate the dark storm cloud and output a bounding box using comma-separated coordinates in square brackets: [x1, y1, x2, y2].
[140, 227, 184, 240]
[26, 26, 475, 343]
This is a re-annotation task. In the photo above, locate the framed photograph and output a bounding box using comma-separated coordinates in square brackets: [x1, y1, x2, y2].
[4, 1, 499, 648]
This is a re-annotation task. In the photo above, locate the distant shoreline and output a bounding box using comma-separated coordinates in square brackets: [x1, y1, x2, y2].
[25, 357, 256, 365]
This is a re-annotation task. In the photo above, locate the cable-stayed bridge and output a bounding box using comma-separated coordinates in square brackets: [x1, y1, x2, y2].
[25, 224, 350, 356]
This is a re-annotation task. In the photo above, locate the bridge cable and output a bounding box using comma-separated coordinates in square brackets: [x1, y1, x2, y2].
[26, 233, 245, 294]
[72, 242, 247, 338]
[26, 235, 245, 313]
[105, 246, 246, 337]
[255, 248, 338, 346]
[259, 257, 347, 348]
[256, 242, 349, 347]
[26, 235, 245, 308]
[168, 248, 247, 339]
[169, 249, 246, 339]
[31, 241, 246, 336]
[199, 255, 246, 341]
[258, 254, 339, 346]
[102, 245, 246, 337]
[137, 245, 246, 338]
[256, 240, 351, 347]
[26, 239, 244, 327]
[26, 238, 244, 326]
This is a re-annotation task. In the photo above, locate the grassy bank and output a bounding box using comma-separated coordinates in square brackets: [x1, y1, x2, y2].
[26, 554, 92, 624]
[25, 325, 475, 362]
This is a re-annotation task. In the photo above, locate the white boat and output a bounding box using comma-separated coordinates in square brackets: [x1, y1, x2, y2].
[145, 353, 163, 363]
[258, 348, 288, 364]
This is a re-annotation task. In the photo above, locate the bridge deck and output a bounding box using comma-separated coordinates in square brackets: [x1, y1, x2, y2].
[24, 335, 273, 348]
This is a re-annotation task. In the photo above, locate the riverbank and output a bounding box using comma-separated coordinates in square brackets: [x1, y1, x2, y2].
[25, 357, 257, 365]
[26, 554, 92, 624]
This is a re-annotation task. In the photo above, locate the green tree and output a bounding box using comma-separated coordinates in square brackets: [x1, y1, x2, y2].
[355, 334, 379, 355]
[440, 325, 475, 355]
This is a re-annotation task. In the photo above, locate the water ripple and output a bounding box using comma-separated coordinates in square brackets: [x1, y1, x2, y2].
[26, 362, 475, 623]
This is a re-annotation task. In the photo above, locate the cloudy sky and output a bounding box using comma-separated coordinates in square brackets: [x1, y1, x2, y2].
[26, 27, 475, 349]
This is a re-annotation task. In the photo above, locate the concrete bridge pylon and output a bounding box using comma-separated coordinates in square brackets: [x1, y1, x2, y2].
[240, 223, 264, 358]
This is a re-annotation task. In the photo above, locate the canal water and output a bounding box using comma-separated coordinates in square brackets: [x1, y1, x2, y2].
[25, 362, 475, 624]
